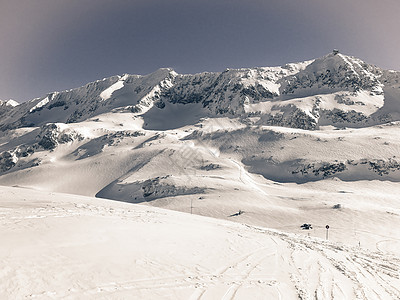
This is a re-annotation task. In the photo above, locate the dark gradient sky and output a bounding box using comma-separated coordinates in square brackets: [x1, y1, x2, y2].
[1, 0, 399, 102]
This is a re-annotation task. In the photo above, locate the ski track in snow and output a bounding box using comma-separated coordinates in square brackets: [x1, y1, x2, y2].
[247, 225, 400, 300]
[1, 191, 400, 299]
[4, 202, 282, 298]
[229, 158, 269, 197]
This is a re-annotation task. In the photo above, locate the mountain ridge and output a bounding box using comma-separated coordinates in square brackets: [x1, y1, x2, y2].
[3, 51, 399, 132]
[1, 51, 400, 196]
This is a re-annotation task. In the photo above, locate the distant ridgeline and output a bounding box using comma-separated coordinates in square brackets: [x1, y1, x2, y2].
[1, 51, 400, 132]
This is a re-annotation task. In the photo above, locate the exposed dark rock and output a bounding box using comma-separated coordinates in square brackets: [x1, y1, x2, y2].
[292, 162, 347, 178]
[0, 151, 17, 172]
[200, 163, 221, 171]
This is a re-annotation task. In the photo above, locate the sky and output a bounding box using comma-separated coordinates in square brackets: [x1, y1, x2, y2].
[1, 0, 399, 102]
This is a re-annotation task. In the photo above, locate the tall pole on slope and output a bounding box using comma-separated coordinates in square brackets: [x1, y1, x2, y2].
[191, 198, 193, 214]
[326, 225, 330, 240]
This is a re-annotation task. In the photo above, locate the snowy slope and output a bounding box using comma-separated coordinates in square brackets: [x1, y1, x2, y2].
[1, 114, 400, 255]
[1, 186, 399, 300]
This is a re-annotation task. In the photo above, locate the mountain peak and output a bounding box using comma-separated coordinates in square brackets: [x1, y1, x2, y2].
[309, 51, 369, 72]
[0, 99, 19, 107]
[149, 67, 177, 77]
[279, 51, 382, 98]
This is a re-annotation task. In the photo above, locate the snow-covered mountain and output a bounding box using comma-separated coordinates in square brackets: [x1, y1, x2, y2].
[2, 51, 400, 298]
[1, 51, 400, 185]
[2, 51, 400, 132]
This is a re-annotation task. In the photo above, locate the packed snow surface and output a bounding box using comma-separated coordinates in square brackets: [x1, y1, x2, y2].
[1, 186, 400, 299]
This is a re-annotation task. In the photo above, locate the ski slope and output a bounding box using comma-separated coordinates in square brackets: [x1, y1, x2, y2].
[1, 186, 399, 299]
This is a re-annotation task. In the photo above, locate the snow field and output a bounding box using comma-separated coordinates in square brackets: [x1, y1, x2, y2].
[1, 186, 399, 299]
